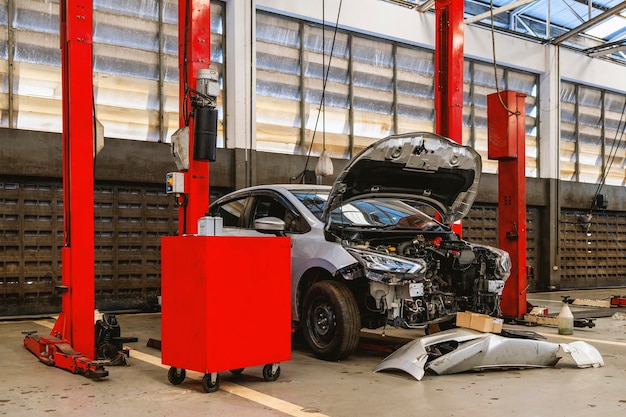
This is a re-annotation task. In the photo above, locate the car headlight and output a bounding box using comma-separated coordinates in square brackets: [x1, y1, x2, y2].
[492, 248, 512, 279]
[345, 247, 427, 285]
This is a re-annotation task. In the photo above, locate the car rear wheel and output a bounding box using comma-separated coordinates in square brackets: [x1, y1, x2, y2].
[302, 280, 361, 361]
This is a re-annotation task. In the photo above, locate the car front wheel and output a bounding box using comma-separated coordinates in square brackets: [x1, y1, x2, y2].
[301, 280, 361, 361]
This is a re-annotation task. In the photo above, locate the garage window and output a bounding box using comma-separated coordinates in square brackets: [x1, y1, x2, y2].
[255, 11, 539, 177]
[560, 81, 626, 185]
[0, 0, 225, 144]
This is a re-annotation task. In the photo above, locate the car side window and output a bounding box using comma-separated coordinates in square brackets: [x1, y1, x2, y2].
[213, 196, 249, 227]
[252, 195, 302, 233]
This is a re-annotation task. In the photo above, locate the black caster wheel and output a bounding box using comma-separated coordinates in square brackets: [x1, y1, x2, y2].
[201, 373, 220, 393]
[167, 367, 186, 385]
[262, 364, 280, 382]
[229, 368, 244, 375]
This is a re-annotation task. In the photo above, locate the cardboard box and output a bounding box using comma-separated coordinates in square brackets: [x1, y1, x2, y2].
[455, 311, 503, 333]
[455, 311, 473, 329]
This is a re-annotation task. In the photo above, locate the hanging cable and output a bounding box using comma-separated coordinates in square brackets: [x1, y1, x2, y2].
[593, 99, 626, 200]
[489, 0, 519, 116]
[581, 98, 626, 236]
[323, 0, 326, 153]
[291, 0, 343, 183]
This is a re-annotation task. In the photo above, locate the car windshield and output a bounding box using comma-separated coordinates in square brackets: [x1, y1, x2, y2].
[291, 190, 447, 230]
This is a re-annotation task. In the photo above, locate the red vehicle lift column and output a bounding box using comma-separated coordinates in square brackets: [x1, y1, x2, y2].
[434, 0, 464, 237]
[487, 91, 528, 319]
[23, 0, 107, 378]
[160, 1, 291, 393]
[177, 0, 211, 234]
[434, 0, 464, 144]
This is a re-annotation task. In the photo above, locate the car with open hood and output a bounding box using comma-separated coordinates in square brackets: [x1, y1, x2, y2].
[209, 132, 511, 361]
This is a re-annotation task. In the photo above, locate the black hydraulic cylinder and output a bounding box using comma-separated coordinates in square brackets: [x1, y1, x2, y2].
[193, 106, 218, 161]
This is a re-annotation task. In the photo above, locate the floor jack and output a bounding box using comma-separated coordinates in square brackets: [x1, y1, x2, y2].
[23, 330, 110, 379]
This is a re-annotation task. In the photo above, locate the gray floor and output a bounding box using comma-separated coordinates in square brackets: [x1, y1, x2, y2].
[2, 288, 626, 417]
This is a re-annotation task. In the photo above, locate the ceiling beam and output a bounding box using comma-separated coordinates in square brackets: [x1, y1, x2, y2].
[380, 0, 418, 8]
[418, 0, 435, 12]
[464, 0, 536, 25]
[584, 39, 626, 57]
[551, 0, 626, 45]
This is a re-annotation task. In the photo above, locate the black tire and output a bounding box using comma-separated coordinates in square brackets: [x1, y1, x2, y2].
[301, 280, 361, 361]
[262, 364, 280, 382]
[96, 343, 118, 360]
[167, 367, 186, 385]
[229, 368, 244, 375]
[201, 373, 220, 393]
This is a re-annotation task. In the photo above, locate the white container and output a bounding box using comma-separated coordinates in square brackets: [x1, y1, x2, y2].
[198, 216, 223, 236]
[214, 216, 223, 235]
[558, 302, 574, 335]
[198, 216, 213, 236]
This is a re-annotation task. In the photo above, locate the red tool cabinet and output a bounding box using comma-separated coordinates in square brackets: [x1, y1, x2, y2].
[160, 235, 291, 392]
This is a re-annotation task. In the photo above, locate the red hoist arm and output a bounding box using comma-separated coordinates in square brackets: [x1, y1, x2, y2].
[177, 0, 211, 235]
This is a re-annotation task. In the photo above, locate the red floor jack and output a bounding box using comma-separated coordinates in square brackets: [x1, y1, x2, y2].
[22, 0, 109, 378]
[23, 328, 109, 379]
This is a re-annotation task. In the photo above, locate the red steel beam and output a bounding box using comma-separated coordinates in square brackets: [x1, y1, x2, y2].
[434, 0, 464, 144]
[178, 0, 211, 235]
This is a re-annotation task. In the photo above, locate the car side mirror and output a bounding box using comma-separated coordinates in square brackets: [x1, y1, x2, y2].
[254, 217, 286, 236]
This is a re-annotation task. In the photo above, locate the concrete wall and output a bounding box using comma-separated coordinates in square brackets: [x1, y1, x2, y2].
[4, 128, 622, 210]
[4, 128, 626, 293]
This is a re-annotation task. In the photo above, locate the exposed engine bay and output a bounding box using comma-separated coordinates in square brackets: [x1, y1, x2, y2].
[338, 227, 511, 329]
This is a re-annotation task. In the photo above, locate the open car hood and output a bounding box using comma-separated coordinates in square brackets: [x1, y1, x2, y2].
[322, 132, 482, 225]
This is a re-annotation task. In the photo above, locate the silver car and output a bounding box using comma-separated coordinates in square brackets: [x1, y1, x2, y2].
[209, 132, 511, 361]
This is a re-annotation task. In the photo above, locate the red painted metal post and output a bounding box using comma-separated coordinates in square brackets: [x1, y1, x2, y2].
[24, 0, 107, 378]
[52, 0, 95, 358]
[434, 0, 464, 144]
[434, 0, 464, 237]
[177, 0, 211, 235]
[487, 91, 528, 319]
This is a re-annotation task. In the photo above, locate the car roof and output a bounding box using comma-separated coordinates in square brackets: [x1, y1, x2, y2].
[235, 184, 331, 193]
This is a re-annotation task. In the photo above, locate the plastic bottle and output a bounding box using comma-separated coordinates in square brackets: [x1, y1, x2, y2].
[558, 301, 574, 335]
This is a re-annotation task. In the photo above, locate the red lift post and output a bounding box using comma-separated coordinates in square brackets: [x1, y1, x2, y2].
[434, 0, 464, 237]
[160, 0, 291, 393]
[177, 0, 210, 235]
[434, 0, 464, 144]
[23, 0, 107, 378]
[487, 91, 528, 319]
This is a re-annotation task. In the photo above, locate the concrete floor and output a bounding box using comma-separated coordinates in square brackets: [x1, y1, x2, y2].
[2, 288, 626, 417]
